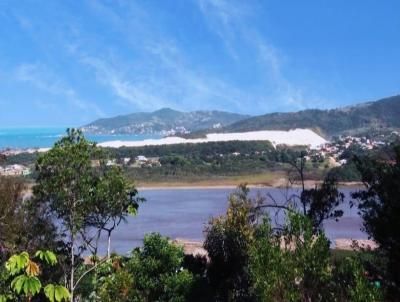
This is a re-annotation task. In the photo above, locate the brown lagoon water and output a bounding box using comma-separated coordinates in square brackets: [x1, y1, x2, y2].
[96, 187, 366, 255]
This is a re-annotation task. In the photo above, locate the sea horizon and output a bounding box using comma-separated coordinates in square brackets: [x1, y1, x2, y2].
[0, 127, 161, 149]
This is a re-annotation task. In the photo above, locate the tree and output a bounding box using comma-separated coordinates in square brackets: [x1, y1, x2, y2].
[249, 213, 332, 302]
[352, 145, 400, 298]
[85, 166, 143, 259]
[330, 257, 382, 302]
[0, 176, 60, 255]
[0, 177, 25, 252]
[250, 213, 381, 302]
[301, 175, 345, 232]
[33, 129, 140, 301]
[282, 151, 345, 233]
[204, 184, 263, 301]
[97, 233, 193, 302]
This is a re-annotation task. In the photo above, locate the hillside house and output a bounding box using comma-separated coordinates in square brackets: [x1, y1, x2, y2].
[0, 164, 31, 176]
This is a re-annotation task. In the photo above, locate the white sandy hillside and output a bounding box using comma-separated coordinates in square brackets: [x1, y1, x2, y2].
[98, 129, 327, 149]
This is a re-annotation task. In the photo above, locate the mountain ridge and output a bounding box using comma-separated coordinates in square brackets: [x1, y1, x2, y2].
[187, 95, 400, 138]
[81, 108, 250, 135]
[82, 95, 400, 138]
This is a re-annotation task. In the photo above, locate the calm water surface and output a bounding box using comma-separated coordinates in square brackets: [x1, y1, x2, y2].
[99, 187, 365, 255]
[0, 127, 161, 149]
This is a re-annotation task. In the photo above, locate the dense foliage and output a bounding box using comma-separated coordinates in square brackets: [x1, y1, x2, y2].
[352, 146, 400, 299]
[204, 185, 263, 301]
[93, 233, 193, 302]
[32, 129, 141, 301]
[250, 213, 332, 301]
[0, 176, 60, 255]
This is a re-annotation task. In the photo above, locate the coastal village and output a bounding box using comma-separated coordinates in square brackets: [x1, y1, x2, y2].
[309, 133, 396, 165]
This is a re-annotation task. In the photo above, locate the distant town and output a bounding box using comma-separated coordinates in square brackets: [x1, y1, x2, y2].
[1, 131, 398, 178]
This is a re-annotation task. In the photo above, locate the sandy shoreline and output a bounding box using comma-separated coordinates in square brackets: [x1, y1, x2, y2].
[137, 181, 364, 190]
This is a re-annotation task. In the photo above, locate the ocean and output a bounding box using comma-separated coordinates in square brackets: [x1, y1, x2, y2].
[0, 127, 161, 149]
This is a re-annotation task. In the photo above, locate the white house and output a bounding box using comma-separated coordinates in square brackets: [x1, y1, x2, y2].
[0, 164, 31, 176]
[135, 155, 148, 162]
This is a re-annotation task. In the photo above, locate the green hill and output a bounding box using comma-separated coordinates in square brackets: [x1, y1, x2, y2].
[81, 108, 249, 135]
[213, 95, 400, 138]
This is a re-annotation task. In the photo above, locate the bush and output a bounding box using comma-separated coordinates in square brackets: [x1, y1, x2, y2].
[98, 233, 194, 302]
[249, 213, 332, 302]
[204, 185, 263, 301]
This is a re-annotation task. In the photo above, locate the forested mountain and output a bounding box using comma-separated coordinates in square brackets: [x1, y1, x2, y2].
[83, 96, 400, 138]
[81, 108, 249, 135]
[204, 95, 400, 138]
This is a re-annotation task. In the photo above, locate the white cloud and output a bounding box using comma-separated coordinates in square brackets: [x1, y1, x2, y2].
[195, 0, 322, 111]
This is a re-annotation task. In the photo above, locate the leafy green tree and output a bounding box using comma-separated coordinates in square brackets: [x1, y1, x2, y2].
[84, 165, 143, 259]
[97, 233, 193, 302]
[250, 211, 382, 302]
[330, 257, 382, 302]
[0, 250, 69, 302]
[352, 145, 400, 298]
[33, 129, 140, 301]
[204, 184, 263, 301]
[249, 213, 332, 302]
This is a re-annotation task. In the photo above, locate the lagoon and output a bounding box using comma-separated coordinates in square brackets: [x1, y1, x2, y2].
[98, 187, 366, 255]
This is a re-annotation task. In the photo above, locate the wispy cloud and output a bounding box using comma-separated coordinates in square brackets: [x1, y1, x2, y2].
[15, 63, 104, 116]
[64, 1, 253, 113]
[196, 0, 251, 60]
[7, 0, 327, 119]
[196, 0, 322, 110]
[80, 55, 172, 110]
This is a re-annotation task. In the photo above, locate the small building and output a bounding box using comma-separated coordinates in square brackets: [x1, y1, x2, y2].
[135, 155, 148, 162]
[106, 159, 117, 166]
[0, 164, 31, 176]
[91, 159, 101, 167]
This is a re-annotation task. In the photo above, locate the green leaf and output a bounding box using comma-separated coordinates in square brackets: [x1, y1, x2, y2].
[45, 284, 70, 302]
[44, 284, 55, 302]
[11, 275, 41, 296]
[127, 204, 138, 216]
[6, 252, 29, 275]
[35, 250, 58, 266]
[0, 295, 8, 302]
[11, 275, 25, 294]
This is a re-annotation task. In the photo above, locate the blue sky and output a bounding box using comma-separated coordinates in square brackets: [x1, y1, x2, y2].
[0, 0, 399, 127]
